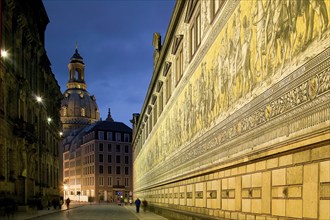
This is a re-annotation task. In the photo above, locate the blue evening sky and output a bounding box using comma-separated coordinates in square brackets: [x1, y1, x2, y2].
[43, 0, 175, 126]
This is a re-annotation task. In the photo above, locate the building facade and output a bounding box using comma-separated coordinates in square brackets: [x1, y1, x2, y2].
[0, 0, 62, 210]
[81, 112, 133, 203]
[63, 111, 133, 203]
[132, 1, 330, 220]
[60, 48, 100, 200]
[60, 50, 133, 203]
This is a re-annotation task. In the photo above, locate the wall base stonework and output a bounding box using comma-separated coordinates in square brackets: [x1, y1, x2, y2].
[140, 139, 329, 220]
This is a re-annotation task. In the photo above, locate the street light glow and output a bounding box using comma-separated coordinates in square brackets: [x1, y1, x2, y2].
[36, 96, 43, 103]
[47, 117, 52, 123]
[1, 49, 8, 58]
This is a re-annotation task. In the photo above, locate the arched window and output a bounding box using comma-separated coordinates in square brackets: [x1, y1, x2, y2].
[62, 106, 67, 116]
[81, 108, 85, 117]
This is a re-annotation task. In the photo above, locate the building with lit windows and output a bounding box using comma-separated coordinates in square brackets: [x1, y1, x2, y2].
[0, 0, 62, 210]
[60, 48, 100, 201]
[60, 49, 133, 203]
[63, 110, 132, 203]
[132, 0, 330, 219]
[80, 111, 133, 203]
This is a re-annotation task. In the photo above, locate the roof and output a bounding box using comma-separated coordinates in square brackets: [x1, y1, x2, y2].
[86, 120, 132, 134]
[70, 49, 84, 64]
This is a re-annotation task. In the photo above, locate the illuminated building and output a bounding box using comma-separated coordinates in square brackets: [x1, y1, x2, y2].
[60, 50, 132, 203]
[132, 1, 330, 219]
[0, 0, 62, 209]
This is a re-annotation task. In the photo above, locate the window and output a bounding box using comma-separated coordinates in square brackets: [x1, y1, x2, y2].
[125, 156, 129, 164]
[99, 176, 104, 186]
[108, 155, 112, 163]
[99, 143, 103, 152]
[190, 9, 201, 58]
[148, 115, 152, 134]
[116, 145, 120, 153]
[99, 154, 103, 163]
[108, 166, 112, 174]
[115, 133, 121, 141]
[166, 71, 172, 103]
[116, 166, 121, 175]
[107, 177, 112, 186]
[125, 178, 129, 187]
[153, 102, 157, 126]
[159, 88, 164, 116]
[124, 145, 129, 153]
[99, 165, 103, 174]
[211, 0, 225, 22]
[62, 107, 67, 117]
[107, 144, 112, 152]
[175, 47, 183, 84]
[98, 131, 104, 140]
[124, 134, 130, 142]
[81, 108, 85, 117]
[107, 132, 113, 141]
[116, 155, 121, 164]
[125, 167, 129, 175]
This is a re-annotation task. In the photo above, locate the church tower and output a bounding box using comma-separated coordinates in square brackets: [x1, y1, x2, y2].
[60, 48, 100, 135]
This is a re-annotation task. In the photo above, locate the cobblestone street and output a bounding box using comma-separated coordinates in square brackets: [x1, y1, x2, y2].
[1, 203, 167, 220]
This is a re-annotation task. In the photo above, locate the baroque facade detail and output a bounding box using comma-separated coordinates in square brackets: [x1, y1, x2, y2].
[0, 0, 62, 209]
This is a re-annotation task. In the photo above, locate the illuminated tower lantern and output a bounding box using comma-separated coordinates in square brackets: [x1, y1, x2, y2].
[60, 48, 100, 136]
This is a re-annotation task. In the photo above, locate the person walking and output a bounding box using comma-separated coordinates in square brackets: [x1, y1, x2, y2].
[134, 198, 141, 213]
[59, 199, 64, 209]
[142, 199, 148, 212]
[66, 198, 71, 210]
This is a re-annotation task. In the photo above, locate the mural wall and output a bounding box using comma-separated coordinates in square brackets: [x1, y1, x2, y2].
[134, 0, 329, 189]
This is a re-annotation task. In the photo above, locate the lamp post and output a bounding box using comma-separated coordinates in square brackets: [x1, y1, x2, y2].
[35, 95, 43, 197]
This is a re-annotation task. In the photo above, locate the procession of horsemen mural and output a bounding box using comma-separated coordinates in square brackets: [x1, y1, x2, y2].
[138, 0, 329, 171]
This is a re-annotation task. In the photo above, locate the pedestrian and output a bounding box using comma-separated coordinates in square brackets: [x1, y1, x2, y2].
[129, 198, 132, 206]
[66, 198, 71, 210]
[134, 198, 141, 213]
[142, 199, 148, 212]
[59, 199, 63, 209]
[47, 200, 51, 210]
[52, 198, 57, 209]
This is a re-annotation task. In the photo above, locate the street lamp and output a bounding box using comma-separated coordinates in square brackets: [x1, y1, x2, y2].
[35, 96, 42, 103]
[47, 117, 52, 124]
[1, 49, 8, 59]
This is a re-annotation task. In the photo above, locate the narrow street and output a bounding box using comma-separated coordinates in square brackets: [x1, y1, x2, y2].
[8, 203, 167, 220]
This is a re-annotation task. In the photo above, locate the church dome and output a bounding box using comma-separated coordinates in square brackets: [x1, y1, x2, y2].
[60, 48, 100, 135]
